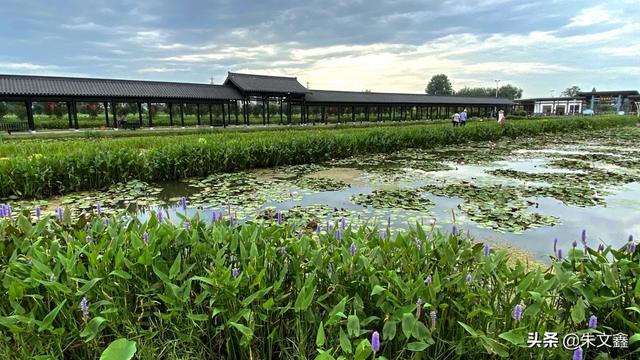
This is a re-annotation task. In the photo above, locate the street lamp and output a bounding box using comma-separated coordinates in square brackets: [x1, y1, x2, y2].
[493, 80, 501, 117]
[494, 80, 501, 98]
[550, 90, 555, 116]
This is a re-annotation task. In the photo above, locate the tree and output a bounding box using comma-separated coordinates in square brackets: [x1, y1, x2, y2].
[497, 84, 523, 100]
[15, 103, 27, 120]
[0, 102, 7, 120]
[425, 74, 454, 96]
[561, 86, 581, 97]
[53, 103, 65, 120]
[455, 87, 493, 97]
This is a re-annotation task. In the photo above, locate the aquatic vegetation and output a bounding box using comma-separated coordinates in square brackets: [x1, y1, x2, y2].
[351, 188, 434, 211]
[0, 212, 637, 358]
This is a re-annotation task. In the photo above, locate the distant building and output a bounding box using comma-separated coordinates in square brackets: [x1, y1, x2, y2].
[516, 90, 639, 116]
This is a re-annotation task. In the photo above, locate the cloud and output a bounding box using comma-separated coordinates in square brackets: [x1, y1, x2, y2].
[0, 62, 60, 71]
[565, 5, 625, 28]
[138, 67, 191, 73]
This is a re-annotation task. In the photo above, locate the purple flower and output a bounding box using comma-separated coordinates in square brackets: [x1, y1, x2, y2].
[49, 274, 55, 282]
[588, 315, 597, 329]
[425, 275, 432, 285]
[429, 311, 437, 328]
[371, 331, 380, 353]
[386, 215, 391, 228]
[513, 304, 523, 321]
[181, 196, 187, 211]
[335, 229, 342, 241]
[211, 211, 217, 222]
[483, 243, 490, 256]
[80, 297, 89, 320]
[327, 263, 333, 273]
[380, 230, 387, 239]
[143, 232, 149, 244]
[628, 242, 636, 254]
[465, 273, 473, 283]
[279, 246, 286, 254]
[85, 235, 92, 244]
[277, 210, 283, 225]
[230, 214, 235, 226]
[581, 229, 587, 245]
[573, 348, 583, 360]
[56, 207, 63, 221]
[184, 222, 190, 231]
[0, 205, 4, 218]
[35, 207, 41, 219]
[231, 267, 240, 278]
[157, 210, 164, 223]
[415, 238, 422, 250]
[597, 244, 605, 253]
[105, 218, 110, 226]
[452, 225, 457, 236]
[315, 224, 321, 233]
[96, 203, 102, 215]
[349, 243, 357, 257]
[557, 249, 563, 260]
[553, 238, 558, 253]
[416, 298, 424, 306]
[572, 240, 577, 249]
[629, 235, 634, 242]
[340, 216, 347, 229]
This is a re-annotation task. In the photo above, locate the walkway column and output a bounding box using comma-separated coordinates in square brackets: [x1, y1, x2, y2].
[196, 104, 201, 126]
[365, 105, 369, 122]
[322, 105, 326, 125]
[234, 101, 238, 126]
[137, 102, 143, 127]
[280, 98, 283, 125]
[168, 103, 173, 126]
[262, 98, 266, 126]
[104, 101, 110, 127]
[25, 100, 34, 130]
[209, 104, 213, 126]
[267, 98, 270, 125]
[180, 103, 185, 127]
[351, 105, 355, 123]
[111, 101, 117, 128]
[147, 101, 153, 127]
[72, 101, 79, 129]
[222, 102, 226, 126]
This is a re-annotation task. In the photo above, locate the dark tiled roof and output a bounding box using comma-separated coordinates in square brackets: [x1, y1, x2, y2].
[517, 97, 583, 102]
[0, 74, 243, 100]
[577, 90, 639, 97]
[224, 72, 309, 94]
[306, 90, 514, 105]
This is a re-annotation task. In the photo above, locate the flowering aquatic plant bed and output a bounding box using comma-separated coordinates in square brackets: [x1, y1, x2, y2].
[0, 210, 638, 359]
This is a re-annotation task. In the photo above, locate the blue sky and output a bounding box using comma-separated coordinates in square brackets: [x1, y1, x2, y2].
[0, 0, 638, 97]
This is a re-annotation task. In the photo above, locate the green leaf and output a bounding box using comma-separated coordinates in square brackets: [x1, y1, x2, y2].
[100, 338, 137, 360]
[339, 329, 352, 354]
[187, 314, 209, 321]
[354, 339, 372, 360]
[75, 278, 102, 296]
[38, 299, 66, 332]
[371, 285, 385, 296]
[80, 316, 108, 341]
[229, 321, 254, 338]
[169, 253, 182, 279]
[401, 313, 416, 339]
[406, 341, 429, 351]
[327, 296, 348, 325]
[108, 270, 132, 280]
[383, 320, 397, 340]
[294, 274, 316, 311]
[347, 315, 360, 337]
[457, 321, 479, 337]
[570, 298, 585, 324]
[316, 321, 326, 347]
[629, 333, 640, 344]
[498, 328, 526, 345]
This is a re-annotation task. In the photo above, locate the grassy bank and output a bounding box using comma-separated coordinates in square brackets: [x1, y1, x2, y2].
[0, 212, 637, 359]
[0, 116, 636, 199]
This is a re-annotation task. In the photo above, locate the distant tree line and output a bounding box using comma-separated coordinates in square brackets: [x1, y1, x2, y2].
[425, 74, 523, 100]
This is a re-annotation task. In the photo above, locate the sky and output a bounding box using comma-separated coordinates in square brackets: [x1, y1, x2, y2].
[0, 0, 638, 98]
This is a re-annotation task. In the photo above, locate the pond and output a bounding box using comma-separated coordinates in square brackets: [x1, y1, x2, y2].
[6, 126, 640, 262]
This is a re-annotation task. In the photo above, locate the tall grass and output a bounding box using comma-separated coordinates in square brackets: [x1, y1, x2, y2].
[0, 116, 636, 199]
[0, 211, 638, 359]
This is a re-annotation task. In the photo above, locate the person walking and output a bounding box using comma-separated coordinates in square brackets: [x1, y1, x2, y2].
[452, 112, 460, 127]
[498, 110, 506, 125]
[460, 108, 468, 127]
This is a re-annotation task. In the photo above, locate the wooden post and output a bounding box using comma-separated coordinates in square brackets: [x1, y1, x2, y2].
[234, 100, 238, 125]
[112, 101, 117, 128]
[262, 98, 266, 126]
[168, 103, 173, 126]
[67, 101, 73, 128]
[209, 103, 213, 126]
[227, 102, 232, 125]
[196, 104, 201, 126]
[147, 101, 153, 127]
[180, 103, 185, 126]
[321, 105, 326, 125]
[267, 98, 270, 125]
[137, 102, 143, 127]
[104, 101, 110, 127]
[365, 106, 369, 122]
[352, 105, 355, 123]
[222, 101, 226, 126]
[73, 101, 79, 129]
[279, 97, 283, 125]
[25, 100, 34, 130]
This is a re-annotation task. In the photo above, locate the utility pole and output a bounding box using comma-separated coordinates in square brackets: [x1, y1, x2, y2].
[493, 79, 501, 117]
[494, 79, 501, 97]
[550, 90, 555, 116]
[209, 75, 214, 85]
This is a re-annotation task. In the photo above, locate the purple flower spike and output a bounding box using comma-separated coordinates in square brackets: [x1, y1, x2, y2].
[157, 210, 164, 223]
[56, 207, 63, 221]
[415, 238, 422, 250]
[231, 267, 240, 278]
[588, 315, 597, 329]
[429, 311, 437, 328]
[465, 273, 473, 283]
[557, 249, 563, 260]
[96, 203, 102, 215]
[279, 246, 286, 254]
[184, 222, 190, 231]
[380, 230, 387, 239]
[386, 215, 391, 228]
[628, 242, 636, 254]
[49, 274, 55, 282]
[80, 297, 89, 320]
[35, 207, 41, 219]
[181, 196, 187, 211]
[143, 232, 149, 244]
[452, 225, 457, 236]
[230, 214, 235, 226]
[349, 243, 357, 257]
[572, 240, 577, 249]
[335, 229, 342, 241]
[483, 243, 490, 257]
[425, 275, 432, 285]
[629, 235, 634, 242]
[553, 238, 558, 253]
[597, 244, 605, 253]
[277, 210, 283, 225]
[340, 216, 347, 229]
[581, 229, 587, 245]
[315, 224, 321, 233]
[105, 218, 110, 226]
[573, 348, 583, 360]
[0, 205, 4, 218]
[85, 235, 92, 244]
[371, 331, 380, 353]
[513, 304, 523, 321]
[211, 211, 217, 222]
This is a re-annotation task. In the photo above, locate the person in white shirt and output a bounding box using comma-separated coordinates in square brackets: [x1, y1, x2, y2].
[452, 112, 460, 127]
[498, 110, 506, 124]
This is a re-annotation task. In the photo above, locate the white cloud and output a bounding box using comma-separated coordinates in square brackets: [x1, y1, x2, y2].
[138, 67, 191, 73]
[0, 62, 59, 71]
[565, 5, 625, 28]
